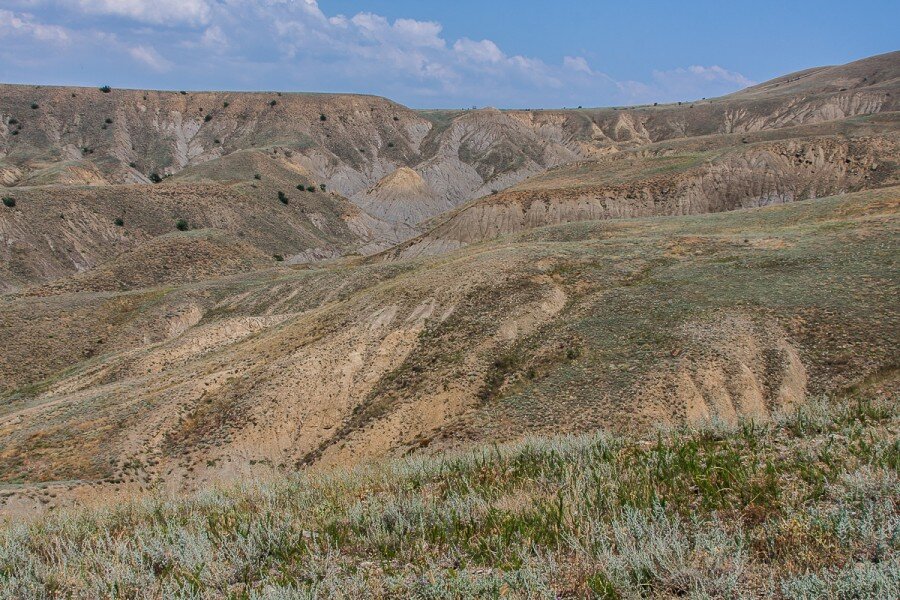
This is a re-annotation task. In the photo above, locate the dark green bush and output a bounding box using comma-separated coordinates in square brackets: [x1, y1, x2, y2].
[204, 114, 212, 122]
[319, 184, 326, 191]
[129, 162, 137, 168]
[2, 197, 15, 208]
[306, 185, 316, 192]
[149, 173, 162, 183]
[175, 219, 189, 231]
[100, 86, 111, 93]
[8, 118, 17, 125]
[269, 100, 277, 107]
[254, 174, 261, 180]
[223, 101, 229, 108]
[278, 191, 289, 204]
[30, 103, 38, 110]
[105, 118, 113, 124]
[273, 254, 284, 262]
[320, 114, 327, 121]
[114, 218, 124, 226]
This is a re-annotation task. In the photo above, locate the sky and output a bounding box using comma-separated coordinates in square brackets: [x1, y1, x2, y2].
[0, 1, 897, 109]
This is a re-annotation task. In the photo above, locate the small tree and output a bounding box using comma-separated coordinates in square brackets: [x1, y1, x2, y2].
[2, 197, 15, 208]
[100, 85, 112, 93]
[175, 219, 189, 231]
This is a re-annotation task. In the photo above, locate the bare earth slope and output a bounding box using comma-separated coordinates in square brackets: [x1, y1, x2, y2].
[0, 52, 898, 517]
[0, 187, 896, 514]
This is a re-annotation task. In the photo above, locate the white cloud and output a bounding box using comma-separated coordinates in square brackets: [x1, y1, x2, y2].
[75, 0, 211, 26]
[128, 44, 171, 72]
[563, 56, 592, 74]
[453, 38, 504, 64]
[1, 2, 756, 108]
[0, 9, 69, 42]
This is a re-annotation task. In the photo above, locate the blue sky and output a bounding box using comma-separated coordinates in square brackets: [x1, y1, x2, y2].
[1, 1, 897, 108]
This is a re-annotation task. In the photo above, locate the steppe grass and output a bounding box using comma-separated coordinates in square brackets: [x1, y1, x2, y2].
[0, 396, 896, 599]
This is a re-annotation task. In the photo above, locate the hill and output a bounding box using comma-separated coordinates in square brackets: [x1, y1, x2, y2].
[0, 394, 895, 597]
[0, 186, 896, 516]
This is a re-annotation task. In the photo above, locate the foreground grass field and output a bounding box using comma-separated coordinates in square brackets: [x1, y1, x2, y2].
[1, 391, 896, 599]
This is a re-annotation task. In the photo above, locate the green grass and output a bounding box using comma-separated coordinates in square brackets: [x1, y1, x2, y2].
[0, 396, 896, 598]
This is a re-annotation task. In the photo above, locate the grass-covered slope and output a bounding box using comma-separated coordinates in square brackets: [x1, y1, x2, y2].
[0, 394, 896, 598]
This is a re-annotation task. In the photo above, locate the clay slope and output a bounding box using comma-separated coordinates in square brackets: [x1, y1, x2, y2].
[386, 114, 899, 257]
[28, 229, 274, 295]
[0, 187, 896, 514]
[0, 150, 409, 291]
[354, 167, 451, 227]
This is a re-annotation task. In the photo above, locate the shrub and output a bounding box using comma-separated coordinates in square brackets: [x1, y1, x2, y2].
[149, 173, 162, 183]
[320, 114, 327, 121]
[99, 85, 111, 93]
[175, 219, 189, 231]
[306, 185, 316, 192]
[105, 118, 113, 124]
[114, 218, 124, 227]
[254, 174, 261, 180]
[214, 138, 221, 144]
[387, 142, 395, 148]
[30, 103, 38, 110]
[2, 197, 15, 208]
[129, 162, 137, 168]
[393, 116, 400, 121]
[296, 184, 304, 191]
[319, 184, 326, 191]
[180, 91, 188, 95]
[223, 101, 229, 108]
[278, 191, 289, 204]
[8, 118, 17, 125]
[273, 254, 284, 262]
[11, 130, 18, 136]
[269, 100, 278, 107]
[204, 114, 212, 122]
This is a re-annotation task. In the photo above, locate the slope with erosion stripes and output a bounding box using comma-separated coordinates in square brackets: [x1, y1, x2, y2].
[384, 115, 899, 258]
[0, 186, 896, 515]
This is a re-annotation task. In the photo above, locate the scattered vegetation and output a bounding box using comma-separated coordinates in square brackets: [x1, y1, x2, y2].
[0, 398, 895, 597]
[175, 219, 189, 231]
[2, 197, 15, 208]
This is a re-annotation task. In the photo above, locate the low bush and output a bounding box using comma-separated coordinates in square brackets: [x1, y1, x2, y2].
[175, 219, 189, 231]
[2, 197, 15, 208]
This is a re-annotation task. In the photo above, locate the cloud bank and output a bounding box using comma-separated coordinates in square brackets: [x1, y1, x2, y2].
[0, 1, 755, 108]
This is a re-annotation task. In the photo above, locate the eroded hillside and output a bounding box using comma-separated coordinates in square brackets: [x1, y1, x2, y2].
[0, 187, 896, 514]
